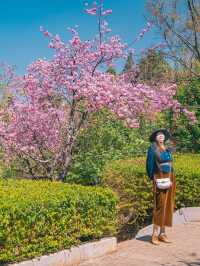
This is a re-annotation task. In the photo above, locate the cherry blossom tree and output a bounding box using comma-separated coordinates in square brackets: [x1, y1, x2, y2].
[0, 1, 197, 181]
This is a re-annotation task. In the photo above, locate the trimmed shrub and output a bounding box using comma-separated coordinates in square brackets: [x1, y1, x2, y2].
[0, 178, 118, 264]
[102, 154, 200, 240]
[172, 153, 200, 207]
[102, 158, 153, 240]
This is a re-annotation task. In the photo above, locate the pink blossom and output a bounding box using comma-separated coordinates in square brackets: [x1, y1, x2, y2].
[85, 7, 97, 15]
[48, 42, 54, 48]
[102, 9, 112, 16]
[147, 21, 152, 27]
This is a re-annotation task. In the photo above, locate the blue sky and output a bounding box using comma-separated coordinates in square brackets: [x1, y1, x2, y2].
[0, 0, 160, 74]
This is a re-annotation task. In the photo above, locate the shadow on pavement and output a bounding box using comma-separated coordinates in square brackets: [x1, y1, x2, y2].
[159, 257, 200, 266]
[177, 259, 200, 266]
[135, 234, 151, 242]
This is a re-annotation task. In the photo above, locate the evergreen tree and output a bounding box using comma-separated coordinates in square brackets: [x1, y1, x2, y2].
[123, 52, 134, 72]
[106, 66, 117, 75]
[122, 52, 139, 84]
[138, 50, 173, 83]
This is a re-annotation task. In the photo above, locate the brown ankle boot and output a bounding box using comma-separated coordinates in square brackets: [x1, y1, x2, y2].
[158, 233, 172, 243]
[151, 234, 160, 245]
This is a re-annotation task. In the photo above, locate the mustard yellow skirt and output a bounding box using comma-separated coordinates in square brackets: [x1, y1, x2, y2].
[152, 171, 176, 227]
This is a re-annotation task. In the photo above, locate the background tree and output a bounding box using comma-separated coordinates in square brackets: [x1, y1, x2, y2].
[138, 50, 174, 83]
[106, 66, 117, 75]
[67, 108, 156, 185]
[146, 0, 200, 79]
[0, 63, 15, 104]
[122, 52, 139, 84]
[172, 77, 200, 151]
[123, 52, 134, 72]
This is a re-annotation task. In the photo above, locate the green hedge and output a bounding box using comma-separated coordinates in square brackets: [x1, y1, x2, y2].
[0, 178, 118, 264]
[101, 154, 200, 239]
[102, 157, 153, 240]
[172, 153, 200, 207]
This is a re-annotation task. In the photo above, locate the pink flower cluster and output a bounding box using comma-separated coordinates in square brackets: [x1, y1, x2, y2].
[0, 61, 67, 163]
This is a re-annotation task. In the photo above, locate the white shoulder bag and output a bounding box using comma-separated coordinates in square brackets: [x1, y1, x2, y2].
[155, 177, 172, 190]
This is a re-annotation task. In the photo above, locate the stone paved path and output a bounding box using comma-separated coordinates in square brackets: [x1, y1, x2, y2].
[80, 222, 200, 266]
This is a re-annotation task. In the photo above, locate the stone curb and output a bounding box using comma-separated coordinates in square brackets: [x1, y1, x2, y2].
[179, 207, 200, 222]
[135, 207, 200, 239]
[9, 237, 117, 266]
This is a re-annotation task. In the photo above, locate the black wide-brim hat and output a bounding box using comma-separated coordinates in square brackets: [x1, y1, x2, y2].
[149, 128, 170, 142]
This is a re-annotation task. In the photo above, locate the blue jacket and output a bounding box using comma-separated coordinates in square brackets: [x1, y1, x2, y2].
[146, 144, 173, 181]
[146, 146, 156, 181]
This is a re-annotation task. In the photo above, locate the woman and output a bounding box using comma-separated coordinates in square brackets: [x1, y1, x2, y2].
[146, 128, 176, 245]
